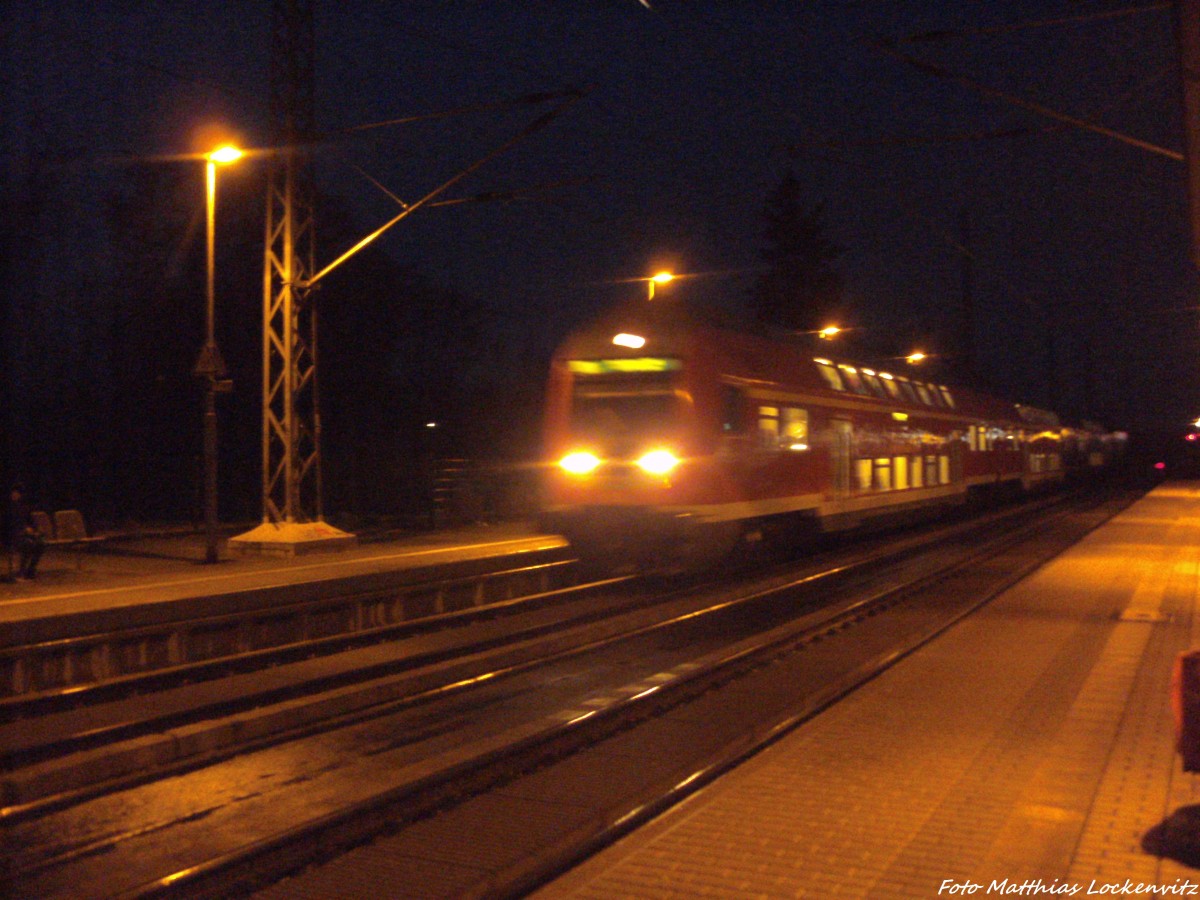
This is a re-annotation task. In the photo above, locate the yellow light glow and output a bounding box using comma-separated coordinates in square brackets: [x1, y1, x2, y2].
[813, 357, 832, 365]
[568, 357, 680, 374]
[208, 144, 243, 164]
[818, 326, 841, 339]
[636, 449, 680, 476]
[612, 332, 646, 349]
[651, 271, 674, 284]
[560, 451, 601, 475]
[906, 352, 927, 364]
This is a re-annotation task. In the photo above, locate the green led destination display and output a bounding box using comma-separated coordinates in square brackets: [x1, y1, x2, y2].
[568, 357, 682, 375]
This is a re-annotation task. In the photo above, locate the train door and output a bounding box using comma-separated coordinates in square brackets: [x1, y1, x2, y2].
[831, 419, 853, 498]
[948, 430, 965, 485]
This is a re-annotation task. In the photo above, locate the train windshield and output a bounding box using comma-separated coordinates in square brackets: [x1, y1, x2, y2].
[569, 371, 682, 455]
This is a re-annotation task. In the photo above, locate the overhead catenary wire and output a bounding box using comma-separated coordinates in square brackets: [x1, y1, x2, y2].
[896, 2, 1171, 45]
[868, 38, 1182, 162]
[795, 57, 1174, 152]
[304, 87, 592, 289]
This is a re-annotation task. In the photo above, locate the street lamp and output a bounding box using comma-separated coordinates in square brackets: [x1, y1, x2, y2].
[647, 270, 674, 300]
[791, 324, 845, 340]
[195, 143, 242, 564]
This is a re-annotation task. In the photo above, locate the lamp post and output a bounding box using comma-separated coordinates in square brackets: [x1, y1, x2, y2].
[195, 144, 242, 564]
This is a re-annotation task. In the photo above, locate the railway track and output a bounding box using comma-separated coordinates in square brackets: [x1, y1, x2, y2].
[4, 485, 1138, 898]
[0, 562, 634, 815]
[2, 491, 1074, 816]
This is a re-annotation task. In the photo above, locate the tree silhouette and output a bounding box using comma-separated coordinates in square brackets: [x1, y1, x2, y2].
[751, 170, 844, 331]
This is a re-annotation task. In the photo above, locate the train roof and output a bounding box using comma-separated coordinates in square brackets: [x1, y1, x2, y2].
[554, 299, 1054, 427]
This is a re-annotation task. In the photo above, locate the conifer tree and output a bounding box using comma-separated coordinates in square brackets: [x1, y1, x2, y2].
[752, 170, 844, 331]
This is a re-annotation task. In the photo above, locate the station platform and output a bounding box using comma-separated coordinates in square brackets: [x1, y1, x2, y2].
[0, 521, 566, 636]
[536, 482, 1200, 898]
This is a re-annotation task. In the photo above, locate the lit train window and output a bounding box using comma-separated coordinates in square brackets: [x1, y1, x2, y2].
[815, 360, 844, 391]
[856, 459, 873, 491]
[838, 365, 867, 395]
[874, 458, 892, 490]
[758, 406, 780, 448]
[782, 408, 809, 450]
[861, 373, 888, 398]
[881, 376, 902, 401]
[915, 383, 933, 405]
[896, 378, 919, 405]
[939, 386, 956, 408]
[911, 456, 924, 488]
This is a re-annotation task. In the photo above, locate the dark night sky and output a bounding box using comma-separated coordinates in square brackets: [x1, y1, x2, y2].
[4, 1, 1198, 437]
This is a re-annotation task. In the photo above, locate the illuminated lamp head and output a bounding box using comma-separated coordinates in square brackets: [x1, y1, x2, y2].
[647, 271, 674, 300]
[207, 144, 243, 164]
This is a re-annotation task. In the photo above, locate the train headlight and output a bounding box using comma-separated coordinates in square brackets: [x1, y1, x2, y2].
[636, 449, 680, 476]
[559, 451, 601, 475]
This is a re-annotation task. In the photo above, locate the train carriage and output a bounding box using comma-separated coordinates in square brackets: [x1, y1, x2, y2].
[541, 299, 1071, 571]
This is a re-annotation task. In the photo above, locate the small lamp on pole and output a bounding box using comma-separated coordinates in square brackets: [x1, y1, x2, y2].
[195, 143, 242, 564]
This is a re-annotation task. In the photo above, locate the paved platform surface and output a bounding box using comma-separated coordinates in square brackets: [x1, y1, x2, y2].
[535, 482, 1200, 898]
[0, 521, 566, 630]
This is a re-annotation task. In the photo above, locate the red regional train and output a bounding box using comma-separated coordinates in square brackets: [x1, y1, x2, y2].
[540, 297, 1114, 571]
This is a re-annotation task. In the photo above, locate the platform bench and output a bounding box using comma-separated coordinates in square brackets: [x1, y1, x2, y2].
[40, 509, 107, 566]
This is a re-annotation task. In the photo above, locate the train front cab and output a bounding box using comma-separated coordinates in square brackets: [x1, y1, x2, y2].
[541, 344, 744, 572]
